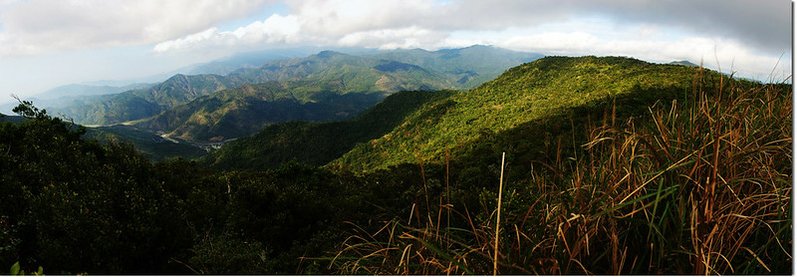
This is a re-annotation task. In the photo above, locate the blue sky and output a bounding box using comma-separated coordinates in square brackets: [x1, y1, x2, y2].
[0, 0, 791, 102]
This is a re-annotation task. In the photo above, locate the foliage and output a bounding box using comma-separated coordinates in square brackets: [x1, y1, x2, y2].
[331, 56, 718, 172]
[207, 90, 453, 170]
[331, 68, 792, 274]
[134, 82, 385, 142]
[83, 125, 206, 160]
[9, 261, 43, 275]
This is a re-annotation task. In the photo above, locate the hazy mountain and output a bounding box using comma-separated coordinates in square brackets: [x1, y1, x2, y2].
[370, 45, 542, 87]
[52, 74, 246, 125]
[52, 46, 541, 129]
[0, 113, 25, 124]
[668, 60, 700, 67]
[185, 47, 320, 75]
[36, 83, 153, 99]
[133, 82, 384, 142]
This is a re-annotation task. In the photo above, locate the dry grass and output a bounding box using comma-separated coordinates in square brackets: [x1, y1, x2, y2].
[330, 71, 792, 274]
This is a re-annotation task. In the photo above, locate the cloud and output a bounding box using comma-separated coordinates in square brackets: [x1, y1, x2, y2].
[153, 14, 301, 53]
[153, 0, 790, 54]
[0, 0, 274, 56]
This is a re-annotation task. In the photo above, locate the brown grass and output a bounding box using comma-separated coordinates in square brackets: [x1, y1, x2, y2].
[330, 71, 792, 274]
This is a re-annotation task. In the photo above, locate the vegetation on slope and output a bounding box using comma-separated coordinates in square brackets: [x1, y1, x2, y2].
[84, 125, 206, 160]
[207, 90, 453, 170]
[0, 101, 375, 274]
[331, 56, 713, 172]
[54, 74, 241, 124]
[133, 81, 385, 142]
[331, 71, 792, 274]
[53, 51, 452, 126]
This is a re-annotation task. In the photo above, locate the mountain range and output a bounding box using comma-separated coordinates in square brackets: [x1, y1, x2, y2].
[49, 45, 540, 143]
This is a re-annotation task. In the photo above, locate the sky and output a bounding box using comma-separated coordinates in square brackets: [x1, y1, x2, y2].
[0, 0, 792, 101]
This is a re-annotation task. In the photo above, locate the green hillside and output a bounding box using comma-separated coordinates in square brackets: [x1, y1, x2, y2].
[134, 82, 384, 142]
[330, 56, 709, 172]
[206, 90, 453, 169]
[331, 63, 790, 275]
[370, 45, 542, 87]
[54, 74, 242, 124]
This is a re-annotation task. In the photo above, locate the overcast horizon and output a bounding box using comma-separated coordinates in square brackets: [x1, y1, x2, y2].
[0, 0, 792, 102]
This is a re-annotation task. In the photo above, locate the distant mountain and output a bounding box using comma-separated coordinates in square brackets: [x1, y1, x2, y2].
[52, 74, 245, 124]
[0, 83, 154, 114]
[133, 82, 384, 142]
[185, 47, 319, 75]
[52, 46, 541, 131]
[668, 60, 699, 67]
[36, 83, 153, 100]
[126, 51, 462, 142]
[0, 113, 25, 124]
[370, 45, 542, 87]
[228, 50, 454, 93]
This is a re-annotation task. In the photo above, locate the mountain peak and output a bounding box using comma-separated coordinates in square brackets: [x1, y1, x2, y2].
[316, 50, 345, 58]
[462, 44, 494, 49]
[668, 60, 699, 67]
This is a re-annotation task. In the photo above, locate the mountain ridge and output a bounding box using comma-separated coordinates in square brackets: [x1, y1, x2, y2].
[50, 46, 541, 127]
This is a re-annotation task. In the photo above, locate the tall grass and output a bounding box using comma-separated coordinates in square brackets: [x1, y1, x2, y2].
[330, 71, 792, 274]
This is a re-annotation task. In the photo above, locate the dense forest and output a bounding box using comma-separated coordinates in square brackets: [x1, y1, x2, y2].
[0, 56, 791, 274]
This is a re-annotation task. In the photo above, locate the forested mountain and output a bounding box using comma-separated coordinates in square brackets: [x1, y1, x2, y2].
[132, 82, 384, 142]
[370, 45, 542, 87]
[212, 56, 707, 172]
[53, 73, 245, 124]
[206, 90, 454, 169]
[50, 46, 540, 128]
[36, 83, 154, 99]
[185, 47, 320, 75]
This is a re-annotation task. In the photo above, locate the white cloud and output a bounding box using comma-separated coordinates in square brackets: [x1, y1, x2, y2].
[337, 27, 447, 49]
[0, 0, 274, 56]
[153, 14, 301, 53]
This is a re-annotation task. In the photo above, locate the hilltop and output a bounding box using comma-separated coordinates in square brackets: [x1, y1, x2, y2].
[330, 56, 707, 172]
